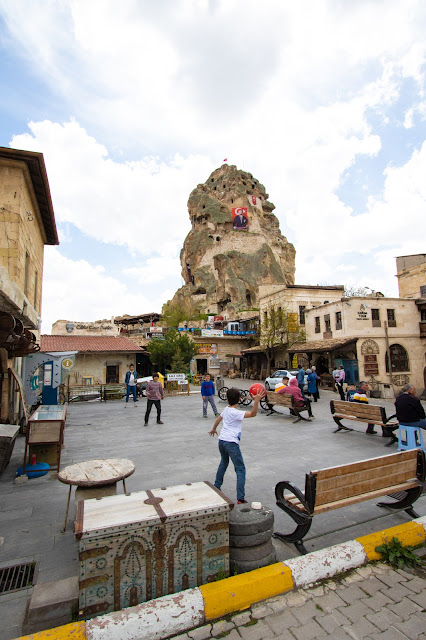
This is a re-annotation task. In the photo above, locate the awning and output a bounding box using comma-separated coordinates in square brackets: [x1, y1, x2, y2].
[225, 352, 244, 358]
[288, 337, 358, 354]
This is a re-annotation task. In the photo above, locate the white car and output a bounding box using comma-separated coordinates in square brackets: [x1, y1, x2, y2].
[264, 369, 296, 391]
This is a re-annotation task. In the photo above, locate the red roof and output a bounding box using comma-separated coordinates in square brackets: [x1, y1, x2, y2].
[40, 335, 143, 353]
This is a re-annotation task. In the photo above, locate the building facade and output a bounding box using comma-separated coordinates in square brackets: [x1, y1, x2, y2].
[0, 147, 58, 422]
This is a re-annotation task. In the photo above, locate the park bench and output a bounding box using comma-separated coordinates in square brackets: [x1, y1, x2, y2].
[330, 400, 398, 443]
[261, 392, 312, 423]
[274, 448, 425, 554]
[102, 384, 126, 401]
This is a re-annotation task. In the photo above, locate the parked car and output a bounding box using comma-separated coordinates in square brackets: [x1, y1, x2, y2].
[264, 369, 308, 391]
[264, 369, 296, 391]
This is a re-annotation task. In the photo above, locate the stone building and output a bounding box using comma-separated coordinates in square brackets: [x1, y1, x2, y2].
[0, 146, 58, 422]
[287, 292, 426, 396]
[39, 335, 148, 385]
[167, 164, 296, 317]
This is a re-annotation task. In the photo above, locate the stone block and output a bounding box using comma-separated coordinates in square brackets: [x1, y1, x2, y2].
[22, 575, 78, 634]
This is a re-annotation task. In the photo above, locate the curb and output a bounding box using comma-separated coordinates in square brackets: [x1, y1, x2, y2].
[15, 516, 426, 640]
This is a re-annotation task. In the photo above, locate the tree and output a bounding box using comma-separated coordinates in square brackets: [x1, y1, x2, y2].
[148, 329, 198, 373]
[161, 299, 208, 328]
[344, 285, 370, 297]
[260, 305, 305, 377]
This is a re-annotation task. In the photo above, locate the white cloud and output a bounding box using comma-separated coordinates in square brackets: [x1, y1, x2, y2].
[2, 0, 426, 327]
[40, 248, 180, 333]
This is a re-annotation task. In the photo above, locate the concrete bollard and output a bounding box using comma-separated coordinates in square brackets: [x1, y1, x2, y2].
[229, 503, 276, 574]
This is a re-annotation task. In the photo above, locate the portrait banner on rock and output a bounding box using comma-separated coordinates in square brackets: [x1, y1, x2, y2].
[232, 207, 249, 230]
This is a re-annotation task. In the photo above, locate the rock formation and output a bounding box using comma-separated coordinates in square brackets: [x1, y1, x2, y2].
[168, 164, 296, 316]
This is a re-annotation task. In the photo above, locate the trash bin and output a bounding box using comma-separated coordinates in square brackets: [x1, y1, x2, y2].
[215, 375, 223, 394]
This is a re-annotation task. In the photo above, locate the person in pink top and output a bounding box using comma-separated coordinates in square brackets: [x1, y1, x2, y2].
[277, 377, 314, 418]
[144, 373, 164, 426]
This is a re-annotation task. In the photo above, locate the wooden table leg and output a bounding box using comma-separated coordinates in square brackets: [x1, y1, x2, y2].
[122, 478, 127, 494]
[62, 485, 72, 533]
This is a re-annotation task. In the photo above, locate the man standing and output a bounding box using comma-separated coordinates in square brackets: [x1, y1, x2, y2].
[297, 366, 306, 399]
[335, 365, 346, 401]
[395, 384, 426, 429]
[144, 373, 164, 426]
[125, 364, 138, 406]
[233, 209, 248, 229]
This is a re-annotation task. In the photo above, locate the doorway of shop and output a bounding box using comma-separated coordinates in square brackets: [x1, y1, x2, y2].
[197, 359, 208, 374]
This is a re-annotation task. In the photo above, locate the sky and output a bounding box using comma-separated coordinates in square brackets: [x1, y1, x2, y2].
[1, 0, 426, 333]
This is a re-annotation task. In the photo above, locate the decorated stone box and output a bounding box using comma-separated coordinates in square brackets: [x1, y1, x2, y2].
[76, 481, 233, 618]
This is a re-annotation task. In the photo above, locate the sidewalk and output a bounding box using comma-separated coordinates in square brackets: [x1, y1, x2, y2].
[170, 560, 426, 640]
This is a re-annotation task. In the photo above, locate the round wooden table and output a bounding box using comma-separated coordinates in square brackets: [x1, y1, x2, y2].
[58, 458, 135, 532]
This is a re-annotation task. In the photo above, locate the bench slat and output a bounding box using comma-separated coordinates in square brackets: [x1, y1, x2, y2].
[334, 414, 397, 427]
[313, 481, 419, 514]
[332, 402, 383, 419]
[315, 469, 418, 506]
[311, 450, 417, 479]
[315, 459, 417, 494]
[266, 393, 292, 406]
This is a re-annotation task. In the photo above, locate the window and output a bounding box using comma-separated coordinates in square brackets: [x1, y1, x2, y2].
[387, 309, 396, 327]
[421, 309, 426, 322]
[420, 285, 426, 297]
[34, 270, 38, 307]
[324, 314, 331, 332]
[372, 308, 381, 327]
[335, 311, 342, 330]
[24, 251, 30, 297]
[299, 305, 306, 325]
[385, 344, 409, 372]
[315, 317, 321, 333]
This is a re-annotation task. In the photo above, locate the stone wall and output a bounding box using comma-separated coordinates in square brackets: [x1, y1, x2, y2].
[396, 256, 426, 299]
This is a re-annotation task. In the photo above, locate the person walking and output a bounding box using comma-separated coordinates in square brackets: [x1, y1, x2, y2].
[335, 365, 346, 400]
[124, 364, 138, 406]
[311, 366, 320, 399]
[209, 387, 264, 504]
[297, 365, 306, 399]
[201, 373, 219, 418]
[306, 369, 319, 402]
[144, 373, 164, 426]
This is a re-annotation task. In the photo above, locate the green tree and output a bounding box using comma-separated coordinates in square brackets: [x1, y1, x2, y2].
[260, 305, 305, 376]
[149, 329, 198, 373]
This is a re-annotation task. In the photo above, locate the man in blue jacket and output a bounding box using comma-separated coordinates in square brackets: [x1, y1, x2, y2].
[297, 366, 306, 399]
[201, 373, 220, 418]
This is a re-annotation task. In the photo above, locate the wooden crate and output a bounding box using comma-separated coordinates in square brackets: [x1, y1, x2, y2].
[76, 481, 233, 618]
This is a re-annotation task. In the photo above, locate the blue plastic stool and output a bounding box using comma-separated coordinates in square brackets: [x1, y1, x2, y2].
[398, 425, 425, 451]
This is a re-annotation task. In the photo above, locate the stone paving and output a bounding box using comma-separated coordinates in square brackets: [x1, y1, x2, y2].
[171, 562, 426, 640]
[0, 380, 425, 639]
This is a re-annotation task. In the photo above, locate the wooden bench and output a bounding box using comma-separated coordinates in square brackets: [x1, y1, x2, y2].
[274, 449, 425, 554]
[102, 384, 126, 401]
[262, 392, 312, 423]
[330, 400, 398, 443]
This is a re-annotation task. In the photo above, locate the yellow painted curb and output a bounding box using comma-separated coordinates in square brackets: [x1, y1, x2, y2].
[199, 562, 294, 620]
[356, 521, 426, 561]
[14, 622, 86, 640]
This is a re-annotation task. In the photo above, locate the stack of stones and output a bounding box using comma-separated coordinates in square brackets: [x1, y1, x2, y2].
[229, 503, 276, 574]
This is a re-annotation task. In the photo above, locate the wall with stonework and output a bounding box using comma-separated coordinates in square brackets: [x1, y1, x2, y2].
[259, 284, 344, 324]
[62, 353, 135, 386]
[397, 259, 426, 299]
[0, 160, 45, 317]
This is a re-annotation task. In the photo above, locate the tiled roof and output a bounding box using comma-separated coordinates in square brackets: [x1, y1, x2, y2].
[40, 335, 143, 352]
[288, 337, 358, 353]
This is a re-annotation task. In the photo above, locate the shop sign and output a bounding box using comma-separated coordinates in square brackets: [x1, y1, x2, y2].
[209, 356, 220, 368]
[150, 327, 163, 333]
[197, 343, 218, 354]
[201, 329, 223, 337]
[356, 304, 368, 320]
[167, 373, 186, 380]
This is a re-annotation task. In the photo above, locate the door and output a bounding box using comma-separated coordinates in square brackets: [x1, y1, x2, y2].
[106, 365, 119, 383]
[196, 359, 207, 374]
[342, 360, 359, 385]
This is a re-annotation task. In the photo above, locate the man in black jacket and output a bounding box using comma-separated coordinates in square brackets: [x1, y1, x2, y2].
[395, 384, 426, 429]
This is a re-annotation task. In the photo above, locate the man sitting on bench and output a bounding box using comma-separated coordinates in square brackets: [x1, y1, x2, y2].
[277, 377, 314, 418]
[395, 384, 426, 430]
[349, 381, 376, 435]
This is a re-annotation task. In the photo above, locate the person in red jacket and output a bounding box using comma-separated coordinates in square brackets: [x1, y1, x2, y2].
[277, 377, 314, 418]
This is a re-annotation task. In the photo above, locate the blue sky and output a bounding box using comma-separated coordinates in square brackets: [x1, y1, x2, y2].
[1, 0, 425, 332]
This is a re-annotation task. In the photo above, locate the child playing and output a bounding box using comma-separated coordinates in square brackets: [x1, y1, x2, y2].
[209, 386, 264, 504]
[201, 373, 219, 418]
